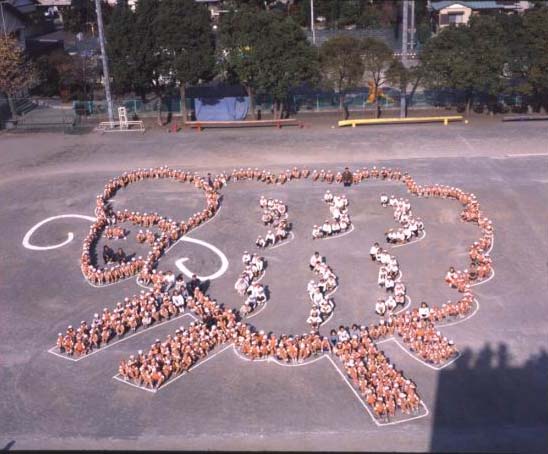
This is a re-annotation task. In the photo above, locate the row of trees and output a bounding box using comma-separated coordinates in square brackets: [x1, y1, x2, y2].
[324, 6, 548, 117]
[419, 9, 548, 114]
[105, 0, 320, 120]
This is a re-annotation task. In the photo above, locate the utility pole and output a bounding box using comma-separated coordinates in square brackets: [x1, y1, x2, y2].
[400, 0, 408, 118]
[0, 1, 7, 39]
[410, 0, 415, 56]
[310, 0, 315, 45]
[94, 0, 114, 124]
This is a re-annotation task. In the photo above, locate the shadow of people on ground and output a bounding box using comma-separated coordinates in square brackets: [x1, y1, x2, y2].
[430, 343, 548, 453]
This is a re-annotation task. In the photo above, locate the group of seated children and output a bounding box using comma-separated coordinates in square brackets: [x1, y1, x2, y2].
[306, 252, 338, 329]
[380, 194, 424, 244]
[256, 197, 291, 248]
[234, 252, 267, 316]
[312, 191, 352, 239]
[369, 242, 407, 316]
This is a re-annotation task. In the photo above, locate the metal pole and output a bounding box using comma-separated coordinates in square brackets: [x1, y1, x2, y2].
[94, 0, 114, 124]
[0, 1, 7, 39]
[400, 0, 408, 118]
[410, 0, 415, 54]
[310, 0, 315, 45]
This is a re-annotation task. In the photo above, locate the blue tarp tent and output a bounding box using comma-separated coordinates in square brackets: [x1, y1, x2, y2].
[195, 96, 250, 121]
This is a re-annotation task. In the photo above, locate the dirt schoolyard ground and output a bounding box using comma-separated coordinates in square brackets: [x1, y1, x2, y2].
[0, 119, 547, 452]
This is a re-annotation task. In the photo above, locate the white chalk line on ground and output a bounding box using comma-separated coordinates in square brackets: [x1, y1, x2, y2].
[48, 312, 198, 362]
[268, 231, 295, 250]
[245, 300, 269, 320]
[319, 223, 355, 241]
[113, 343, 234, 393]
[324, 355, 429, 426]
[389, 337, 462, 371]
[393, 295, 412, 315]
[470, 268, 495, 287]
[390, 229, 426, 249]
[112, 375, 157, 393]
[22, 214, 97, 251]
[436, 299, 480, 328]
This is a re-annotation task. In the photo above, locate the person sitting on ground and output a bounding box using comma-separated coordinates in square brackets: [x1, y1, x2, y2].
[265, 230, 276, 246]
[242, 251, 251, 265]
[322, 220, 332, 236]
[342, 167, 353, 187]
[419, 302, 431, 319]
[187, 274, 201, 295]
[248, 282, 267, 305]
[309, 252, 323, 270]
[116, 247, 127, 263]
[375, 299, 387, 316]
[103, 244, 115, 264]
[256, 235, 266, 248]
[307, 309, 323, 330]
[312, 225, 322, 239]
[369, 242, 380, 261]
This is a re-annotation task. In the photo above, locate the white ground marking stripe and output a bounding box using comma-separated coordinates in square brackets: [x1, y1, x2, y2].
[389, 338, 463, 371]
[324, 355, 429, 426]
[245, 301, 269, 320]
[320, 223, 355, 241]
[470, 268, 495, 287]
[390, 229, 427, 249]
[175, 237, 229, 281]
[437, 299, 480, 328]
[47, 313, 198, 362]
[22, 214, 96, 251]
[113, 343, 235, 393]
[268, 231, 295, 250]
[112, 375, 157, 394]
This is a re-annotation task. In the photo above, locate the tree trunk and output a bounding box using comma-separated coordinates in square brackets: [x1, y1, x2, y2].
[180, 84, 187, 125]
[375, 85, 382, 119]
[465, 96, 472, 116]
[339, 93, 350, 120]
[7, 95, 18, 120]
[246, 85, 256, 120]
[406, 77, 421, 118]
[273, 99, 280, 119]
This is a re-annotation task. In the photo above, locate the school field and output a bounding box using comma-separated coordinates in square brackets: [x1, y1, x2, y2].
[0, 120, 547, 452]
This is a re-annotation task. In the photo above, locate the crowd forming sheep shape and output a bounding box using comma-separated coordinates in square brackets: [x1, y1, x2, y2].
[47, 165, 493, 425]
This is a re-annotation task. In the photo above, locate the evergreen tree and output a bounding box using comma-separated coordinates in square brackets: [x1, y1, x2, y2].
[255, 13, 319, 118]
[0, 36, 37, 119]
[106, 0, 135, 95]
[132, 0, 161, 100]
[420, 16, 508, 114]
[155, 0, 215, 123]
[218, 5, 269, 119]
[220, 7, 318, 119]
[361, 37, 395, 118]
[319, 35, 364, 119]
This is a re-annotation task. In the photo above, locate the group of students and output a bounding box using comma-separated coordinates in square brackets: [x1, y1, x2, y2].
[312, 191, 352, 239]
[333, 327, 422, 419]
[368, 243, 407, 316]
[80, 166, 221, 287]
[60, 164, 495, 419]
[445, 238, 493, 292]
[380, 194, 424, 244]
[306, 252, 338, 330]
[55, 273, 202, 357]
[234, 252, 268, 316]
[256, 197, 291, 248]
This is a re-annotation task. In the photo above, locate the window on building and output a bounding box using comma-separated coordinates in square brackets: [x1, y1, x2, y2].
[448, 12, 465, 24]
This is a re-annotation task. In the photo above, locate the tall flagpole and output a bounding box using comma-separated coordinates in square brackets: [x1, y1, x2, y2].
[400, 0, 408, 118]
[94, 0, 114, 124]
[310, 0, 316, 45]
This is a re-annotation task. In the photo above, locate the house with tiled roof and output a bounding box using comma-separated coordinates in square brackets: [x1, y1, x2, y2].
[428, 1, 532, 32]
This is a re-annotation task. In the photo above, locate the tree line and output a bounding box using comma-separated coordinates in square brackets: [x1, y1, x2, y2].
[3, 1, 548, 121]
